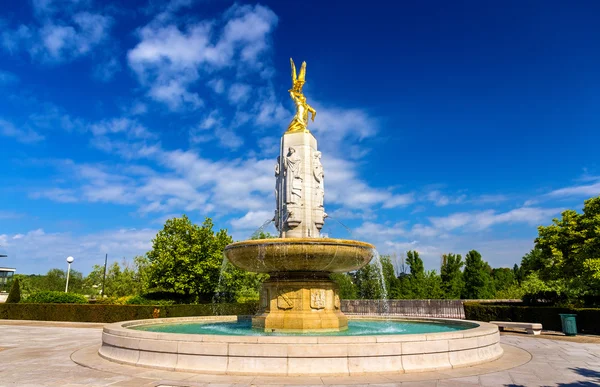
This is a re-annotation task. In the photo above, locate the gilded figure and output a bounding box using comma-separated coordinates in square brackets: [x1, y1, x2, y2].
[287, 58, 316, 133]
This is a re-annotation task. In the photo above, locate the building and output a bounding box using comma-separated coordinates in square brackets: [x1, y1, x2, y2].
[0, 267, 15, 291]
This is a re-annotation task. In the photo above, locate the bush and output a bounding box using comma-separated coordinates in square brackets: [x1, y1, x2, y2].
[141, 291, 195, 304]
[23, 291, 87, 304]
[6, 278, 21, 303]
[522, 290, 567, 306]
[0, 302, 259, 323]
[125, 295, 175, 306]
[464, 302, 600, 334]
[92, 296, 134, 305]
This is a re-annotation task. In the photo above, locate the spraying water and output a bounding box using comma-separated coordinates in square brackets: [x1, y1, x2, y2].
[250, 219, 275, 239]
[371, 250, 390, 315]
[212, 254, 231, 306]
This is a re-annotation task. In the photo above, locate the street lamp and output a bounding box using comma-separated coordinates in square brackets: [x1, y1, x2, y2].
[65, 256, 74, 293]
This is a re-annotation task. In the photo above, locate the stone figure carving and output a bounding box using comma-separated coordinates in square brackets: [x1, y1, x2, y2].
[334, 294, 341, 310]
[284, 147, 302, 204]
[287, 59, 316, 134]
[274, 156, 281, 224]
[313, 151, 324, 208]
[310, 289, 326, 309]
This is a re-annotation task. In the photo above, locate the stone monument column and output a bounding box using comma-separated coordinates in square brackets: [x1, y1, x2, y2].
[275, 132, 325, 238]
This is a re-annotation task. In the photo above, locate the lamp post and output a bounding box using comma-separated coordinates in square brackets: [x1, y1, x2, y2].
[65, 256, 74, 293]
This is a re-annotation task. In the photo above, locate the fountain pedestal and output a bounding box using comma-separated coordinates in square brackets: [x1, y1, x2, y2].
[253, 273, 347, 332]
[225, 59, 374, 333]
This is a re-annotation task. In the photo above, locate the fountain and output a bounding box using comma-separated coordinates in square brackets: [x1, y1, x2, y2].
[98, 59, 503, 376]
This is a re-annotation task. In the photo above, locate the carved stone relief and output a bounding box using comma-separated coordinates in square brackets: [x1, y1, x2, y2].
[313, 151, 324, 208]
[310, 289, 326, 310]
[284, 147, 302, 204]
[277, 288, 294, 310]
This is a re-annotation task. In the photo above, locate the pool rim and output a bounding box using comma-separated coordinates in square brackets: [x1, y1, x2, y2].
[99, 315, 503, 375]
[127, 315, 480, 337]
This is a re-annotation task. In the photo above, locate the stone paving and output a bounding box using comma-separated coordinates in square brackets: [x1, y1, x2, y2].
[0, 323, 598, 386]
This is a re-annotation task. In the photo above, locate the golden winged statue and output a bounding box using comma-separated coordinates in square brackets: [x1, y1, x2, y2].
[286, 58, 316, 134]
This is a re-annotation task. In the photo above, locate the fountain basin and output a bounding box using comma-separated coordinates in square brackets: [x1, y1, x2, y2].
[224, 238, 375, 273]
[99, 315, 503, 376]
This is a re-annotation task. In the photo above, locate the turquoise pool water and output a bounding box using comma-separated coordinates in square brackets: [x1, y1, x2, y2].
[132, 319, 476, 336]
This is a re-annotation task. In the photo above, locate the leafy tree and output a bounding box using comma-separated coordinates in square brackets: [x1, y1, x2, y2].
[406, 250, 426, 298]
[146, 215, 233, 301]
[462, 250, 495, 299]
[353, 263, 384, 299]
[423, 270, 444, 299]
[530, 196, 600, 297]
[331, 273, 358, 299]
[513, 263, 524, 284]
[380, 255, 400, 298]
[87, 260, 141, 298]
[6, 278, 21, 303]
[440, 253, 463, 299]
[520, 247, 546, 278]
[491, 268, 515, 292]
[12, 274, 45, 295]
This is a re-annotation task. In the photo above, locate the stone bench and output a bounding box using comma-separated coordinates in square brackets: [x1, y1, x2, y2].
[490, 321, 542, 335]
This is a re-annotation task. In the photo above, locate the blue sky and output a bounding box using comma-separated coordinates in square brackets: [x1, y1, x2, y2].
[1, 0, 599, 274]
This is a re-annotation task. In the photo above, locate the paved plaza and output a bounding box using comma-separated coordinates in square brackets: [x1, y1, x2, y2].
[0, 322, 598, 386]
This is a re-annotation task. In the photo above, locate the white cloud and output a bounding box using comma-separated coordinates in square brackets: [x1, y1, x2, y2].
[324, 154, 413, 210]
[424, 190, 466, 206]
[0, 227, 156, 274]
[208, 78, 225, 94]
[546, 182, 600, 199]
[89, 117, 154, 139]
[190, 110, 243, 150]
[0, 119, 45, 143]
[228, 83, 251, 105]
[93, 57, 120, 82]
[30, 188, 78, 203]
[310, 106, 378, 154]
[230, 210, 273, 230]
[2, 8, 112, 63]
[127, 4, 278, 110]
[0, 211, 25, 220]
[428, 206, 563, 232]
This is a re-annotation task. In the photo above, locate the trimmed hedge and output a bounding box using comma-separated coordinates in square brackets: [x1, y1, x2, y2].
[24, 291, 88, 304]
[464, 302, 600, 335]
[0, 302, 259, 323]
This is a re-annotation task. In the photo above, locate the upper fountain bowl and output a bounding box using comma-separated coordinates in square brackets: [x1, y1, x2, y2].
[224, 238, 375, 274]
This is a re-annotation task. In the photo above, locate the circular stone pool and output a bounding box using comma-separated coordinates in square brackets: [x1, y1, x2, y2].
[100, 316, 502, 376]
[132, 318, 476, 336]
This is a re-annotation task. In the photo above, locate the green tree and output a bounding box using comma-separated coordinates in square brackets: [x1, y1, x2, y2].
[43, 269, 67, 291]
[513, 263, 524, 284]
[531, 196, 600, 297]
[406, 250, 426, 298]
[440, 253, 463, 299]
[353, 263, 384, 299]
[423, 270, 444, 299]
[491, 268, 515, 292]
[331, 273, 358, 299]
[6, 277, 21, 303]
[462, 250, 495, 299]
[87, 260, 142, 298]
[380, 255, 400, 298]
[146, 215, 233, 301]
